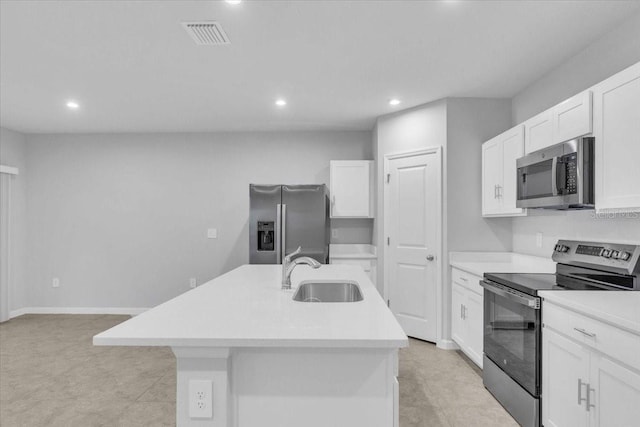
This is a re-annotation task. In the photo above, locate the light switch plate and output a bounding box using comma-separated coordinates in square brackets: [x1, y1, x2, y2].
[536, 232, 543, 248]
[207, 228, 217, 239]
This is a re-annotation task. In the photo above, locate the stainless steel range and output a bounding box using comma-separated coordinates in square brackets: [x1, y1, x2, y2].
[480, 240, 640, 427]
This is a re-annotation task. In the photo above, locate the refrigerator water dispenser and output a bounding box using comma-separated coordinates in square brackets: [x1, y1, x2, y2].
[257, 221, 275, 251]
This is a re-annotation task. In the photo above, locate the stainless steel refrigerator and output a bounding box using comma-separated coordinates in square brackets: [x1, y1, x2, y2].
[249, 184, 330, 264]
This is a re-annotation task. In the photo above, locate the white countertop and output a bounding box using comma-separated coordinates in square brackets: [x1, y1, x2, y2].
[329, 244, 377, 259]
[539, 290, 640, 336]
[93, 264, 407, 349]
[449, 251, 556, 277]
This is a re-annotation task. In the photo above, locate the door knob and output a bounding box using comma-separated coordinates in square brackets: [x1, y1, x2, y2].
[426, 255, 435, 261]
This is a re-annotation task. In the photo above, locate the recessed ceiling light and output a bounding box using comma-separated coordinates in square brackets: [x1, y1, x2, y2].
[389, 99, 401, 106]
[66, 100, 80, 110]
[225, 0, 242, 4]
[275, 99, 287, 107]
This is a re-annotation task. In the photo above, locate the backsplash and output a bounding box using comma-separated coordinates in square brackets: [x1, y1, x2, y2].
[512, 210, 640, 258]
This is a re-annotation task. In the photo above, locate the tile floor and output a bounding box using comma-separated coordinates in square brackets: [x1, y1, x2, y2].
[0, 314, 517, 426]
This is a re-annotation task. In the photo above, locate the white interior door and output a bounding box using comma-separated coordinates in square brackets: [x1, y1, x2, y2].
[386, 150, 440, 342]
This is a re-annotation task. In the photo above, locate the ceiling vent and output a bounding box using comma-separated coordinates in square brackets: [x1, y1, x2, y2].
[182, 21, 230, 45]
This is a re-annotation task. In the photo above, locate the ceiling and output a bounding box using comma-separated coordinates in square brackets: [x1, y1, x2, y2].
[1, 0, 639, 134]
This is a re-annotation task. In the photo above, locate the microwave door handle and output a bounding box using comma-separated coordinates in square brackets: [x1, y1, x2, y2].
[551, 157, 559, 196]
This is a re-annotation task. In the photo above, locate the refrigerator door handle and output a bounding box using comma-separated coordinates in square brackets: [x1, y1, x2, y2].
[276, 204, 282, 264]
[281, 204, 287, 261]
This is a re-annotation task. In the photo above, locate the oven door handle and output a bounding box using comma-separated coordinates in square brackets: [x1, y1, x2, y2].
[481, 280, 541, 309]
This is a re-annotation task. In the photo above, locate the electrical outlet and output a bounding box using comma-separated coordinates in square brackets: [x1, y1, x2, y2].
[331, 229, 338, 239]
[52, 277, 60, 288]
[189, 278, 197, 288]
[207, 228, 217, 239]
[189, 379, 213, 419]
[536, 232, 543, 248]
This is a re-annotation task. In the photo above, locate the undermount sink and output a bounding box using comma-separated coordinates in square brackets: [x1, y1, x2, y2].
[292, 280, 363, 303]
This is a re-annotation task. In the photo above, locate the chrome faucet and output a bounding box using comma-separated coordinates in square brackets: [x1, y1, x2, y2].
[282, 246, 321, 290]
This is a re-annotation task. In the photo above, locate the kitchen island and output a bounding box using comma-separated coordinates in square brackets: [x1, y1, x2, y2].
[94, 264, 408, 427]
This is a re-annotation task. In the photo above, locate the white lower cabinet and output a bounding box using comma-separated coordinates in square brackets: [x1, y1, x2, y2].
[450, 268, 483, 368]
[542, 302, 640, 427]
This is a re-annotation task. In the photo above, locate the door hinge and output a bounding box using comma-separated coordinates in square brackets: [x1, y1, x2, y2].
[387, 237, 390, 245]
[386, 173, 390, 183]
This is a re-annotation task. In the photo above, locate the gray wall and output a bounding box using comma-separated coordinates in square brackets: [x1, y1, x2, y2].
[374, 98, 513, 345]
[510, 11, 640, 256]
[446, 98, 513, 254]
[25, 131, 372, 308]
[0, 127, 28, 311]
[374, 99, 448, 295]
[512, 11, 640, 123]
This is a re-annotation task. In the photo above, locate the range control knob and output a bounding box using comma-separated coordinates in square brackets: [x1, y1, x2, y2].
[601, 249, 611, 258]
[558, 245, 570, 253]
[620, 252, 632, 261]
[611, 250, 621, 259]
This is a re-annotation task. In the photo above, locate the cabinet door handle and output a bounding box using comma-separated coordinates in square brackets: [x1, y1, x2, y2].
[573, 327, 596, 338]
[494, 184, 498, 199]
[460, 304, 464, 319]
[586, 384, 595, 412]
[578, 379, 587, 406]
[459, 277, 468, 282]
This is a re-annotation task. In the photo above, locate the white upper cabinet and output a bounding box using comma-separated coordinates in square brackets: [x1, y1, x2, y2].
[524, 90, 593, 154]
[552, 90, 592, 144]
[330, 160, 374, 218]
[524, 109, 553, 154]
[593, 62, 640, 212]
[482, 125, 526, 217]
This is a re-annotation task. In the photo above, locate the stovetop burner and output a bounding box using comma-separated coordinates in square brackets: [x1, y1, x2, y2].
[483, 239, 640, 296]
[483, 272, 618, 296]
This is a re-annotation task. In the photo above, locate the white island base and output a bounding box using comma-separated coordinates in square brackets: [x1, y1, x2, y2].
[173, 346, 399, 427]
[94, 265, 407, 427]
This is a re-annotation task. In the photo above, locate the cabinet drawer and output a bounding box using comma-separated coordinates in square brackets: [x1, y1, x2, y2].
[451, 268, 483, 295]
[543, 302, 640, 371]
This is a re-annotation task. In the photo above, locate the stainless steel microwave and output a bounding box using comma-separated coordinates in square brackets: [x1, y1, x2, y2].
[516, 137, 594, 210]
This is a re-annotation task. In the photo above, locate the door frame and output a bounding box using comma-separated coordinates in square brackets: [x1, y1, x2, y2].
[383, 146, 443, 343]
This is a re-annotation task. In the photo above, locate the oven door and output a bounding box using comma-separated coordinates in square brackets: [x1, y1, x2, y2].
[481, 280, 541, 397]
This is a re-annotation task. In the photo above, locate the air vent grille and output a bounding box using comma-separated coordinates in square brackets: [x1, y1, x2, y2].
[182, 21, 230, 45]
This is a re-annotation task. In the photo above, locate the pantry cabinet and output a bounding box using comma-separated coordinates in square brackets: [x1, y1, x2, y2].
[329, 160, 374, 218]
[592, 62, 640, 212]
[542, 301, 640, 427]
[482, 125, 526, 217]
[450, 268, 483, 367]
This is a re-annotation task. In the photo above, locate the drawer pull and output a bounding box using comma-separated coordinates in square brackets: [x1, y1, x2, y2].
[459, 277, 468, 282]
[573, 327, 596, 338]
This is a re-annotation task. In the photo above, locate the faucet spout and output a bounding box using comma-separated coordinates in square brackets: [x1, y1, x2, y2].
[282, 247, 321, 289]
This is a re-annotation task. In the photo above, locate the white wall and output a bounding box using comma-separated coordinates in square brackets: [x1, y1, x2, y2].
[513, 211, 640, 258]
[0, 127, 28, 312]
[511, 11, 640, 256]
[25, 131, 372, 309]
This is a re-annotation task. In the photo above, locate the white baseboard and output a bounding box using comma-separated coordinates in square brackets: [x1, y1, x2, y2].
[9, 306, 149, 319]
[436, 339, 460, 350]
